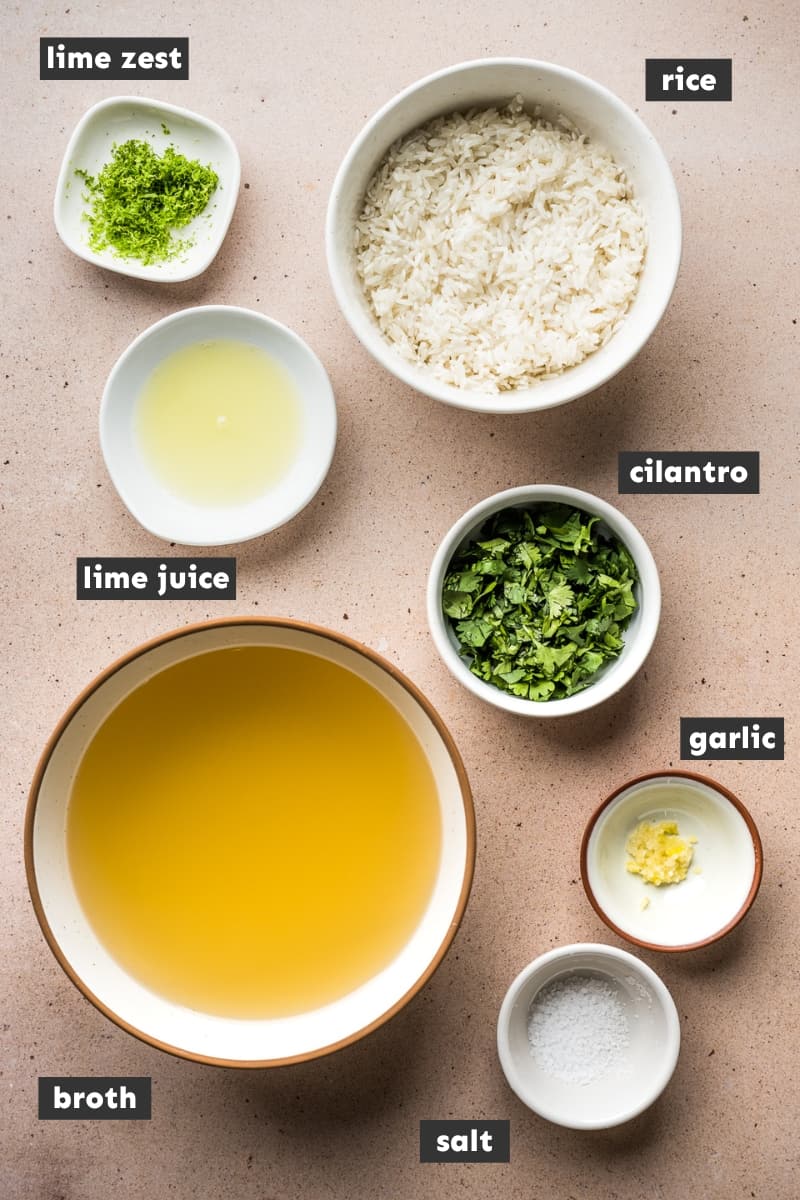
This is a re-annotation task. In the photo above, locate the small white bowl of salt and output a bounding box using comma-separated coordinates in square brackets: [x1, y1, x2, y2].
[497, 943, 680, 1129]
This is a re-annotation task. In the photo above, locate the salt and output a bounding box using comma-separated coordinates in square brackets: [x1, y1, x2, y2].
[527, 973, 630, 1085]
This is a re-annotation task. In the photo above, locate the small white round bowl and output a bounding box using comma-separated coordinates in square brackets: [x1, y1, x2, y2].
[497, 943, 680, 1129]
[326, 58, 681, 414]
[581, 771, 763, 951]
[55, 96, 240, 283]
[100, 306, 337, 546]
[25, 618, 475, 1068]
[427, 485, 660, 717]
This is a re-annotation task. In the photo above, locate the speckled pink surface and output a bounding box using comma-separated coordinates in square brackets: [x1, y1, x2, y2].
[2, 2, 798, 1197]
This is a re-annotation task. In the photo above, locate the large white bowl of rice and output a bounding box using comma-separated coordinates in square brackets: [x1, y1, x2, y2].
[326, 59, 681, 414]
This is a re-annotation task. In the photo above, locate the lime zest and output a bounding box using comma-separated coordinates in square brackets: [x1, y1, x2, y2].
[76, 139, 219, 265]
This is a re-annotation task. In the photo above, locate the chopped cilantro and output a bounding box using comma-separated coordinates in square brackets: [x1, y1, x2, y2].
[75, 139, 218, 264]
[442, 505, 639, 701]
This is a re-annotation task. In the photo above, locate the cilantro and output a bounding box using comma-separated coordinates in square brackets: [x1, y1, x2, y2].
[441, 505, 639, 701]
[76, 139, 218, 264]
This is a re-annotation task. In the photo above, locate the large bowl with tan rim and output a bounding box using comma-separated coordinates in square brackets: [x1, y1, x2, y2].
[26, 618, 475, 1067]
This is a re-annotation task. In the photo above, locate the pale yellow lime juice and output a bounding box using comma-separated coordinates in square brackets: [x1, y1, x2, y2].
[137, 339, 301, 506]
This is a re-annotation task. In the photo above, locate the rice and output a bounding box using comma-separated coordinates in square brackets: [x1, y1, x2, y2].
[354, 98, 646, 393]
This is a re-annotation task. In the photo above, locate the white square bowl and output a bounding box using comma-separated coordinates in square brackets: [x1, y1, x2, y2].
[54, 95, 240, 282]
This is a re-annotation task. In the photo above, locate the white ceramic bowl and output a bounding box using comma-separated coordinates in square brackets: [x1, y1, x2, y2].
[427, 485, 660, 717]
[55, 96, 240, 282]
[497, 943, 680, 1129]
[100, 305, 336, 546]
[26, 618, 475, 1067]
[326, 58, 681, 414]
[581, 771, 763, 951]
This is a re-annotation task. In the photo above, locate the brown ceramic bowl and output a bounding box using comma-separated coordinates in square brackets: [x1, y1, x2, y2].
[581, 770, 763, 952]
[26, 617, 475, 1066]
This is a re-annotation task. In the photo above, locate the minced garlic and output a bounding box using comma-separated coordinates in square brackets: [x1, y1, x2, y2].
[625, 820, 697, 886]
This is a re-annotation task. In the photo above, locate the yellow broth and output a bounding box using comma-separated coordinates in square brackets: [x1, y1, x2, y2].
[68, 645, 442, 1018]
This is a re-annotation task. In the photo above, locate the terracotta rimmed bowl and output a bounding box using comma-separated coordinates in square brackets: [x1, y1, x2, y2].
[581, 771, 763, 951]
[26, 618, 475, 1067]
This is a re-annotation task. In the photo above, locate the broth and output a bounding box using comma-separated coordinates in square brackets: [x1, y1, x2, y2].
[68, 645, 442, 1019]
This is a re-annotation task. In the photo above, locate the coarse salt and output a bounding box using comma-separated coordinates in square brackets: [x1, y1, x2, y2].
[527, 973, 630, 1085]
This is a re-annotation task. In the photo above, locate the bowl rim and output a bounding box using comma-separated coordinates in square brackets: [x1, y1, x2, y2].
[326, 56, 682, 414]
[54, 94, 241, 283]
[580, 769, 764, 952]
[25, 616, 476, 1068]
[496, 941, 681, 1129]
[426, 484, 661, 717]
[99, 304, 337, 546]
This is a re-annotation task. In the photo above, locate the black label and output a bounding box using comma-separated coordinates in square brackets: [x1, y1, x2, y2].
[420, 1120, 510, 1163]
[39, 1077, 151, 1120]
[680, 719, 784, 760]
[40, 38, 188, 80]
[646, 58, 732, 101]
[618, 452, 759, 494]
[76, 557, 235, 600]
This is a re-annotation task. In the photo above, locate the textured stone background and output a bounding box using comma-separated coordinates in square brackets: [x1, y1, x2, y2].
[2, 1, 797, 1197]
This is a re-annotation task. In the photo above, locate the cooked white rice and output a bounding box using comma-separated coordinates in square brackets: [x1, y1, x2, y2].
[355, 97, 646, 393]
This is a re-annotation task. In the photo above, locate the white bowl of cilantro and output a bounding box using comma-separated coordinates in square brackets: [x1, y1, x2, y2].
[427, 486, 660, 716]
